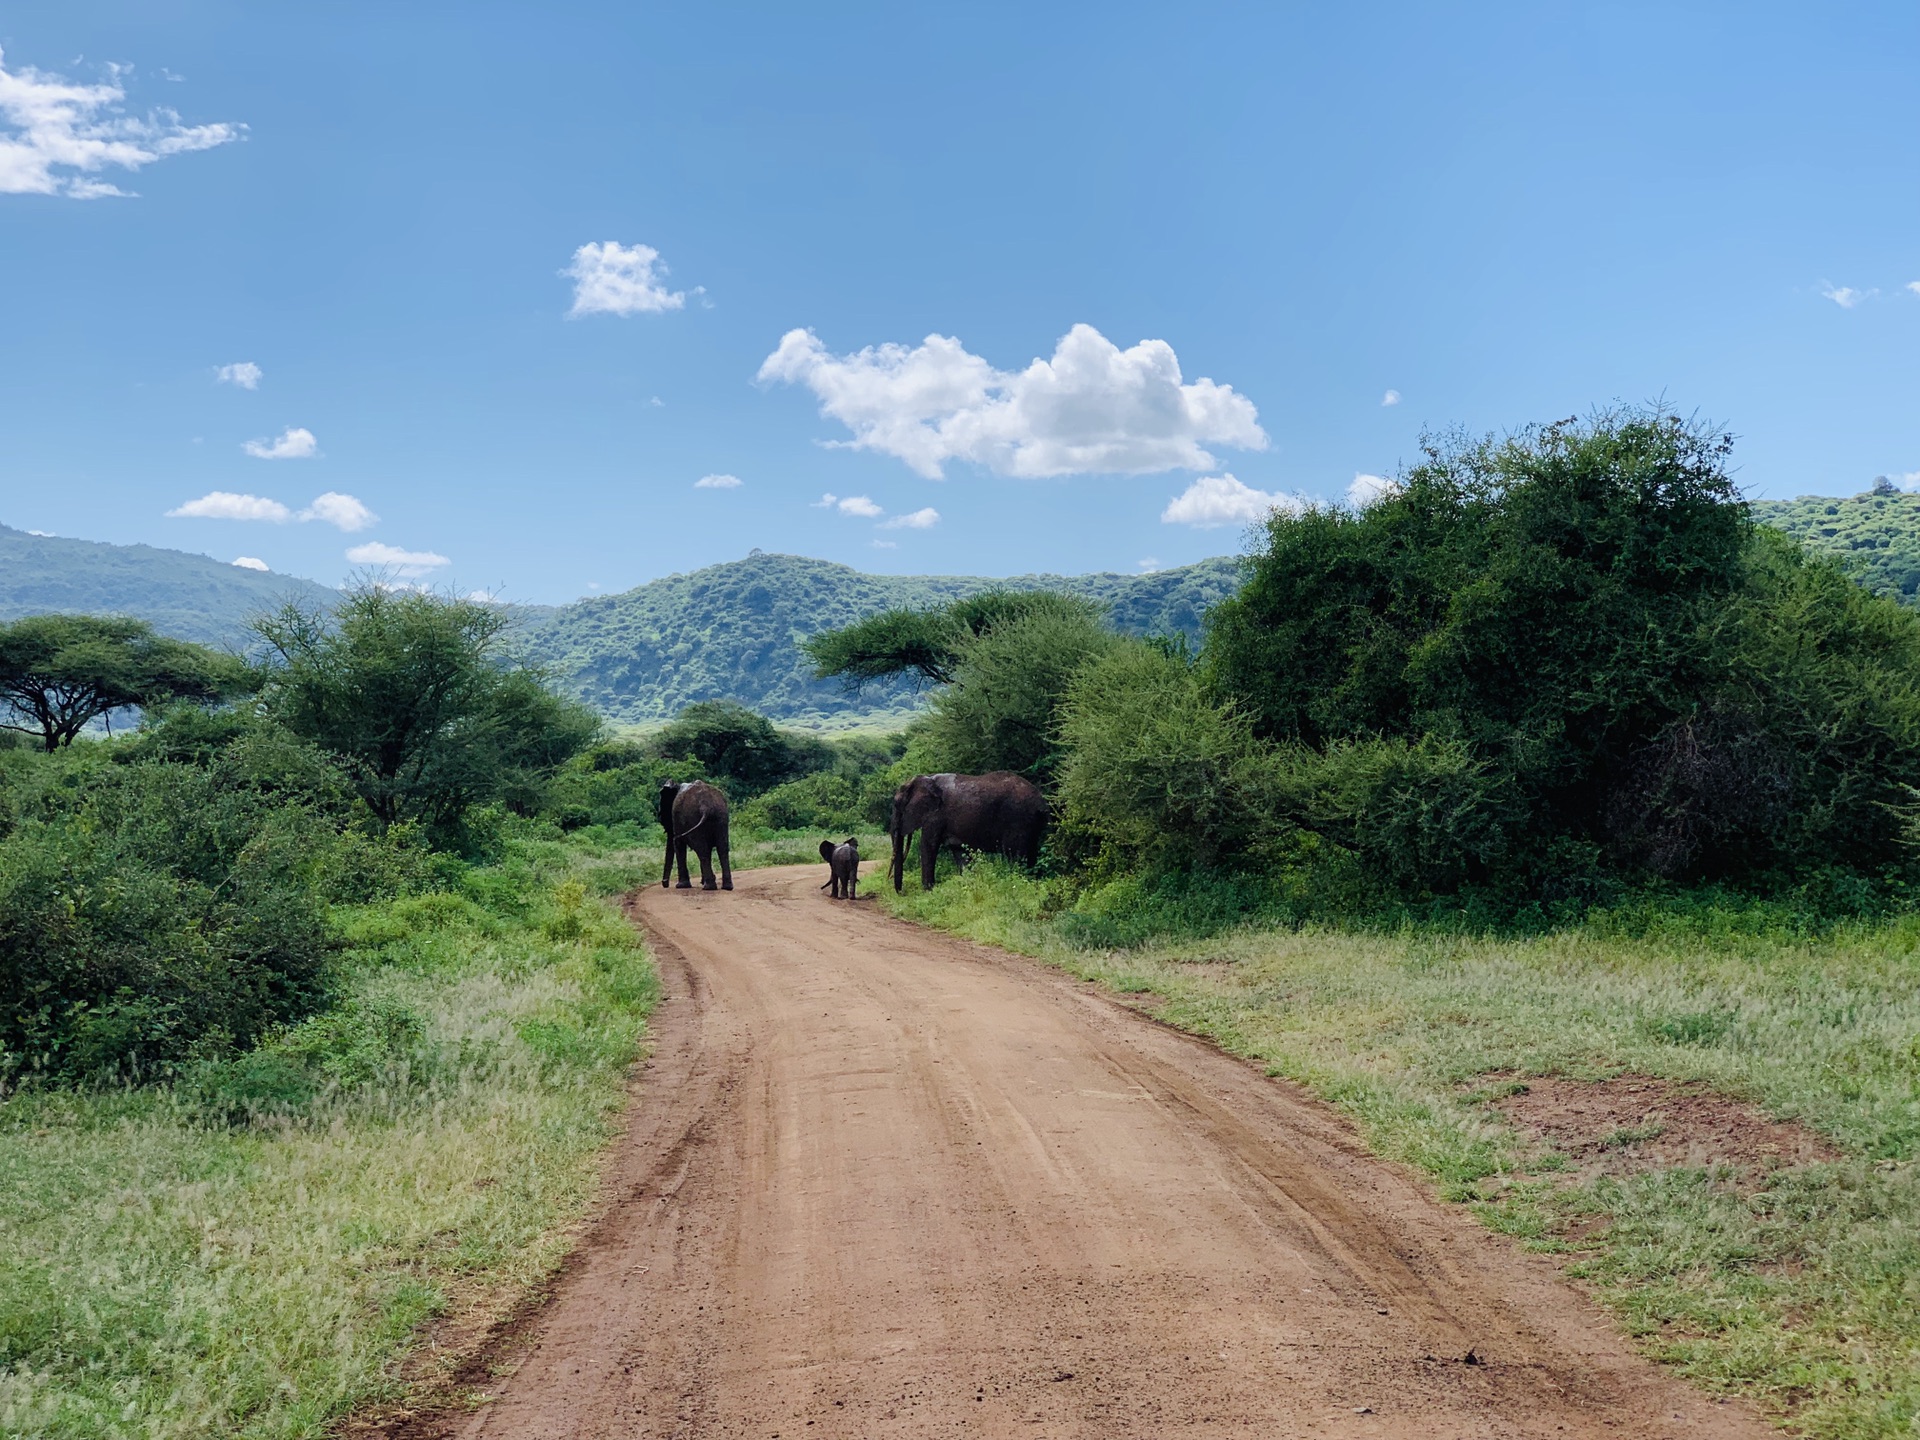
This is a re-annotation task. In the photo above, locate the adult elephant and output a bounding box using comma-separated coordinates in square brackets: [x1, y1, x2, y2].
[889, 771, 1046, 892]
[659, 780, 733, 891]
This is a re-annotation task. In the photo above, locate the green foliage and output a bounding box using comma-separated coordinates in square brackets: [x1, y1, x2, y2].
[919, 596, 1118, 783]
[0, 613, 248, 751]
[528, 550, 1244, 726]
[255, 585, 599, 838]
[1055, 640, 1272, 869]
[1196, 410, 1920, 897]
[0, 732, 406, 1084]
[1752, 484, 1920, 604]
[648, 699, 816, 798]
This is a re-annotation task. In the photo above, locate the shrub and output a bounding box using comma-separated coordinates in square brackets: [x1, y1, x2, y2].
[1056, 640, 1273, 869]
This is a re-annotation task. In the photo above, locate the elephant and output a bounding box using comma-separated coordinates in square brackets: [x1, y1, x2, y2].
[659, 780, 733, 891]
[818, 837, 860, 899]
[889, 771, 1047, 892]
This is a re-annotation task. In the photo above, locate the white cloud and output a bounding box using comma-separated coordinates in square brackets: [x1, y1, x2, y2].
[564, 240, 685, 317]
[1347, 473, 1398, 509]
[298, 491, 376, 530]
[879, 507, 940, 530]
[1908, 282, 1920, 297]
[231, 556, 269, 571]
[1820, 281, 1873, 309]
[0, 47, 242, 198]
[1137, 557, 1160, 572]
[167, 490, 293, 522]
[871, 539, 898, 549]
[243, 426, 318, 460]
[694, 473, 743, 489]
[759, 322, 1266, 480]
[1381, 389, 1401, 407]
[26, 529, 54, 537]
[835, 494, 883, 518]
[345, 541, 450, 579]
[215, 361, 261, 390]
[1160, 473, 1305, 528]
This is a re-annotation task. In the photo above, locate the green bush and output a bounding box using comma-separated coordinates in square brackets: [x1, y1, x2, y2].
[920, 597, 1118, 783]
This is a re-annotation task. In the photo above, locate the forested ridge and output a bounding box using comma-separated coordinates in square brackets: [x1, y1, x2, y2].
[523, 551, 1244, 725]
[1750, 485, 1920, 603]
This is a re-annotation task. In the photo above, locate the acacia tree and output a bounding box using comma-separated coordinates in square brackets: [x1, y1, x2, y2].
[254, 586, 599, 834]
[0, 614, 244, 751]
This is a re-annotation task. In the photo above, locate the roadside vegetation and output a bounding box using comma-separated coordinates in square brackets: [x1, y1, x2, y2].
[815, 408, 1920, 1438]
[0, 593, 901, 1438]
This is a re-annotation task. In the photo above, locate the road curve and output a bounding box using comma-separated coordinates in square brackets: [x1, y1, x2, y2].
[445, 864, 1763, 1439]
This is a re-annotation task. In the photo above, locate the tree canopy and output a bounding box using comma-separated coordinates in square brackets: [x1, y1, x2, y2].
[254, 586, 599, 836]
[0, 614, 245, 751]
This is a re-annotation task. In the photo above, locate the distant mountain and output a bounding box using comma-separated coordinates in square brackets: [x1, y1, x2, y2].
[1750, 488, 1920, 605]
[523, 551, 1245, 727]
[0, 524, 336, 650]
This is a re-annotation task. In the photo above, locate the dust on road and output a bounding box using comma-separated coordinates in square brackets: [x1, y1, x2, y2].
[434, 864, 1763, 1438]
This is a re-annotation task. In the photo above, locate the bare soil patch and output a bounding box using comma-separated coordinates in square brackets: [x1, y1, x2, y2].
[1492, 1073, 1839, 1182]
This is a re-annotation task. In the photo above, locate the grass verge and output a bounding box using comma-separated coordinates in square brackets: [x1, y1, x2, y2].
[880, 862, 1920, 1440]
[0, 834, 658, 1440]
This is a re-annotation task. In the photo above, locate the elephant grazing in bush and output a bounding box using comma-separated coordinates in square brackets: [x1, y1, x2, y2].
[819, 837, 860, 899]
[889, 772, 1046, 892]
[659, 780, 732, 891]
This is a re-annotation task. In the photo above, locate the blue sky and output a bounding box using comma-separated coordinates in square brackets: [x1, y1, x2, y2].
[2, 2, 1916, 602]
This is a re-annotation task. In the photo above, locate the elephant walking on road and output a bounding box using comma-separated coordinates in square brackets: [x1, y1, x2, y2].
[659, 780, 733, 891]
[889, 771, 1047, 892]
[819, 837, 860, 899]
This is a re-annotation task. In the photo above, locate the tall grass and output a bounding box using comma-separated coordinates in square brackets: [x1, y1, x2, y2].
[882, 862, 1920, 1440]
[0, 836, 658, 1440]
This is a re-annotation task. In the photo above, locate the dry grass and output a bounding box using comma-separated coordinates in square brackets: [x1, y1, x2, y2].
[882, 863, 1920, 1440]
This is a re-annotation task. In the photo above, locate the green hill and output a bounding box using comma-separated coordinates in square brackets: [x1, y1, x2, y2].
[1751, 485, 1920, 604]
[524, 551, 1245, 727]
[0, 524, 337, 650]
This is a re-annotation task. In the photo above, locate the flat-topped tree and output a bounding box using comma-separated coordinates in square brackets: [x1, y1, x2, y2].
[0, 613, 246, 751]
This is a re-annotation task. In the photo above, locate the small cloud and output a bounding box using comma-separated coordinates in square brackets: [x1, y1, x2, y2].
[694, 285, 713, 310]
[879, 506, 939, 530]
[1381, 389, 1401, 407]
[835, 495, 883, 518]
[167, 490, 292, 522]
[1137, 557, 1160, 572]
[564, 240, 685, 317]
[1346, 473, 1397, 509]
[1160, 473, 1305, 528]
[694, 473, 743, 489]
[215, 361, 261, 389]
[298, 491, 376, 530]
[1820, 281, 1874, 309]
[649, 395, 665, 407]
[231, 556, 269, 571]
[813, 493, 838, 507]
[345, 541, 449, 578]
[871, 539, 899, 549]
[26, 529, 54, 537]
[1907, 282, 1920, 297]
[243, 426, 318, 459]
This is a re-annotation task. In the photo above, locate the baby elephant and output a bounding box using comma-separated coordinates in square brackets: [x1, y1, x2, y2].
[818, 837, 860, 899]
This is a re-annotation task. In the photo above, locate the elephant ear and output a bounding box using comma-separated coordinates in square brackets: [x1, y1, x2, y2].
[820, 840, 837, 862]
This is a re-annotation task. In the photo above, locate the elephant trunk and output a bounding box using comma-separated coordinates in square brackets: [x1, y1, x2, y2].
[889, 810, 908, 892]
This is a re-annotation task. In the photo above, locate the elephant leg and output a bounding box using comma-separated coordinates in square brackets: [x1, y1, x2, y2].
[849, 866, 858, 901]
[696, 841, 717, 890]
[950, 843, 966, 872]
[661, 836, 674, 888]
[718, 835, 733, 891]
[675, 839, 693, 889]
[921, 825, 940, 890]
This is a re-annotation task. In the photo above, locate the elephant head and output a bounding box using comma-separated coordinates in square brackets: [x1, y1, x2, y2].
[657, 781, 682, 835]
[888, 773, 948, 892]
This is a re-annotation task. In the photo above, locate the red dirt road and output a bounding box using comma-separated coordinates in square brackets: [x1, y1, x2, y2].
[448, 864, 1764, 1438]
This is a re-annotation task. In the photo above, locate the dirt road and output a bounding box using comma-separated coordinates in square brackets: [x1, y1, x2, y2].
[446, 865, 1764, 1439]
